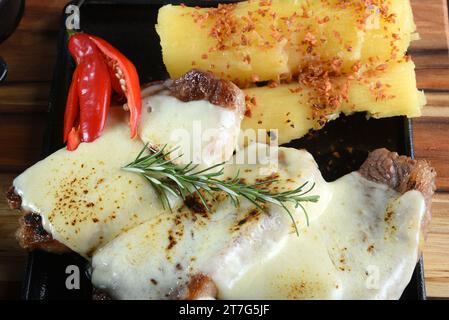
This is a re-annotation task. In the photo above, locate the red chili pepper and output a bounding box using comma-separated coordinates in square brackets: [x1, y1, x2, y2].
[63, 66, 80, 143]
[67, 127, 81, 151]
[69, 34, 111, 142]
[107, 64, 124, 95]
[88, 35, 141, 138]
[63, 33, 141, 151]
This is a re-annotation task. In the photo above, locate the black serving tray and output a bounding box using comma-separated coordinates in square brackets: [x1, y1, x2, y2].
[22, 0, 426, 300]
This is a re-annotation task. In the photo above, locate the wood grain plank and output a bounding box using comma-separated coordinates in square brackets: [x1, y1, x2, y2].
[409, 0, 449, 70]
[0, 30, 60, 83]
[423, 91, 449, 107]
[417, 68, 449, 91]
[424, 192, 449, 299]
[0, 114, 47, 172]
[0, 173, 16, 215]
[0, 256, 26, 281]
[0, 0, 65, 83]
[421, 92, 449, 118]
[0, 214, 25, 258]
[0, 3, 63, 291]
[0, 0, 448, 300]
[413, 116, 449, 191]
[413, 92, 448, 192]
[0, 82, 50, 114]
[0, 174, 25, 299]
[15, 0, 66, 32]
[0, 173, 23, 258]
[410, 0, 449, 51]
[0, 258, 23, 300]
[0, 281, 22, 300]
[412, 50, 449, 70]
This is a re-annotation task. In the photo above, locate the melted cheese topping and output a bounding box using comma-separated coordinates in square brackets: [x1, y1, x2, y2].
[91, 145, 425, 300]
[13, 91, 243, 257]
[140, 92, 243, 167]
[226, 174, 425, 300]
[13, 110, 179, 257]
[12, 102, 426, 299]
[91, 144, 330, 299]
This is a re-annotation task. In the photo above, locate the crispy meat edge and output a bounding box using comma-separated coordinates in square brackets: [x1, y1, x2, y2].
[168, 69, 246, 114]
[6, 187, 70, 253]
[358, 148, 436, 238]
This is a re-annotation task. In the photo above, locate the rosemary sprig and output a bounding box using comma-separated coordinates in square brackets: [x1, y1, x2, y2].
[122, 144, 320, 235]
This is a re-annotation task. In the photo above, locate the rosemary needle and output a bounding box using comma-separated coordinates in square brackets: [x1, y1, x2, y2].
[122, 144, 320, 235]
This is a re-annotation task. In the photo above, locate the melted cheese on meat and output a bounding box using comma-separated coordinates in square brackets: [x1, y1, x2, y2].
[91, 145, 425, 300]
[13, 93, 242, 257]
[139, 92, 243, 167]
[13, 98, 426, 299]
[227, 174, 425, 300]
[13, 109, 179, 257]
[90, 144, 331, 299]
[13, 92, 244, 257]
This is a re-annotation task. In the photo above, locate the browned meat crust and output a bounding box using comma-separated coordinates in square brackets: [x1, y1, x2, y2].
[6, 186, 21, 210]
[16, 213, 69, 253]
[358, 148, 436, 236]
[168, 69, 245, 113]
[183, 274, 218, 299]
[6, 188, 70, 253]
[170, 273, 218, 300]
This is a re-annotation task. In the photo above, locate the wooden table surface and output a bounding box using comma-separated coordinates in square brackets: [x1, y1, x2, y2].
[0, 0, 448, 300]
